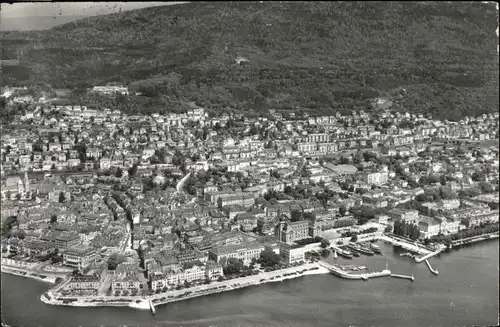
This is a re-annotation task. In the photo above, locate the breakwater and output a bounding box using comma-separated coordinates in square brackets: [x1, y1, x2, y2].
[391, 273, 415, 281]
[425, 259, 439, 275]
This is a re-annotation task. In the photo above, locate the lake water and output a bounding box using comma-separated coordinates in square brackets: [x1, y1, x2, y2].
[2, 239, 499, 327]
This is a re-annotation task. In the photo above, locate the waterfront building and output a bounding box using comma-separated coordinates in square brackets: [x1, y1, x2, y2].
[111, 263, 141, 294]
[469, 211, 500, 227]
[208, 242, 265, 265]
[67, 275, 100, 295]
[279, 242, 305, 264]
[418, 216, 441, 239]
[150, 261, 224, 292]
[22, 240, 55, 257]
[62, 247, 98, 271]
[205, 261, 224, 281]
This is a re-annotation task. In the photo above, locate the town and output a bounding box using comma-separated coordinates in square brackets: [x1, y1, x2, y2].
[1, 84, 499, 308]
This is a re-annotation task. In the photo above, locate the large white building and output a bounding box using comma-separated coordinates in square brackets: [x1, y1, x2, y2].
[208, 242, 265, 265]
[150, 262, 223, 292]
[279, 242, 305, 264]
[92, 86, 129, 96]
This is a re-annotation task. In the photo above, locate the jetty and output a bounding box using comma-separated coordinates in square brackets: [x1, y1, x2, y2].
[415, 247, 444, 263]
[148, 299, 156, 315]
[391, 273, 415, 281]
[424, 259, 439, 275]
[318, 261, 391, 281]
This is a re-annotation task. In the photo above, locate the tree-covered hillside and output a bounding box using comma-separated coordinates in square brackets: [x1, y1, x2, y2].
[1, 1, 498, 120]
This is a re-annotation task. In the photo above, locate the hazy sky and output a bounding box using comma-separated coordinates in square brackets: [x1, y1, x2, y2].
[1, 2, 186, 18]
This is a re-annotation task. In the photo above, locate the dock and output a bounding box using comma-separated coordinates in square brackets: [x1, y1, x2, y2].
[391, 273, 415, 281]
[148, 299, 156, 315]
[424, 259, 439, 275]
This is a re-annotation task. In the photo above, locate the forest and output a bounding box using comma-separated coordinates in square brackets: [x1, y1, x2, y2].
[1, 1, 498, 120]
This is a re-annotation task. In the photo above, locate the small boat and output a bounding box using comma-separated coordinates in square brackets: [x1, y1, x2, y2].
[333, 250, 338, 259]
[332, 246, 353, 259]
[368, 243, 382, 254]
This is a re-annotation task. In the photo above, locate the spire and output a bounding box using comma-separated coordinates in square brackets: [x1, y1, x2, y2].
[24, 170, 29, 192]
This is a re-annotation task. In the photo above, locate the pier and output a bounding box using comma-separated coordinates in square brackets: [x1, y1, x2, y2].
[415, 247, 444, 263]
[391, 273, 415, 281]
[424, 259, 439, 275]
[319, 261, 391, 280]
[148, 299, 156, 315]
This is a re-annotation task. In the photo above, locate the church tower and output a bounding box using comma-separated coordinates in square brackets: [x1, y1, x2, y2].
[24, 171, 30, 193]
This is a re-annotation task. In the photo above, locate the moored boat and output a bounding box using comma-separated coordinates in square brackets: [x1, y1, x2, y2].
[356, 244, 375, 256]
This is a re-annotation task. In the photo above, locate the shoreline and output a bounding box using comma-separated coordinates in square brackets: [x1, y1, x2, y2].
[39, 262, 330, 309]
[1, 266, 57, 284]
[5, 234, 498, 311]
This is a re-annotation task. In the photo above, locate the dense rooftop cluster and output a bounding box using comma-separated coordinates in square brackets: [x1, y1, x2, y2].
[1, 87, 499, 295]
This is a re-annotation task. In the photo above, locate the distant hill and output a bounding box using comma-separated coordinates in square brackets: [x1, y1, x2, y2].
[0, 15, 89, 31]
[1, 1, 498, 120]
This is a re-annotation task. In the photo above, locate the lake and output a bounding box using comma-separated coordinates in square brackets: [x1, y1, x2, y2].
[2, 239, 498, 327]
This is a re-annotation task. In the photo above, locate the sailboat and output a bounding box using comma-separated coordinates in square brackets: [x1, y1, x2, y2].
[333, 250, 338, 259]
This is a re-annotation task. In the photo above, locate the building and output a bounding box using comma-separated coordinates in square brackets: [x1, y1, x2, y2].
[150, 261, 223, 292]
[279, 242, 305, 264]
[111, 263, 141, 294]
[62, 247, 98, 271]
[257, 217, 276, 236]
[205, 261, 223, 281]
[23, 240, 55, 257]
[469, 211, 499, 227]
[41, 232, 81, 249]
[92, 85, 129, 95]
[275, 219, 319, 244]
[363, 171, 389, 186]
[297, 142, 317, 154]
[307, 133, 329, 143]
[387, 209, 419, 223]
[208, 242, 265, 265]
[67, 275, 100, 295]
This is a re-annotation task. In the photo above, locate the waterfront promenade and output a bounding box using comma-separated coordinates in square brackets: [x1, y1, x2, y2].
[1, 258, 70, 283]
[1, 265, 57, 284]
[450, 231, 499, 247]
[41, 262, 330, 309]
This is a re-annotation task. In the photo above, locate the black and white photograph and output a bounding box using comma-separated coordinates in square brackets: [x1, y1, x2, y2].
[0, 1, 499, 327]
